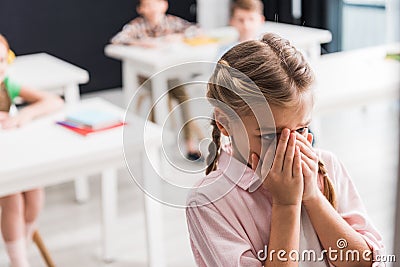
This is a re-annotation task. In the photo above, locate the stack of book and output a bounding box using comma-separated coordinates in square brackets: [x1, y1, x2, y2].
[56, 109, 124, 136]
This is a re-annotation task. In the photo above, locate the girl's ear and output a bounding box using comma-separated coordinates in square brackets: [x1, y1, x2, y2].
[214, 108, 230, 137]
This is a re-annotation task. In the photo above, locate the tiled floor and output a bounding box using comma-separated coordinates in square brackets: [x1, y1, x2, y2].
[0, 88, 398, 267]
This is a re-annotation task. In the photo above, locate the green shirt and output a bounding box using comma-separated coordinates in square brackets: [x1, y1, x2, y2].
[3, 76, 22, 101]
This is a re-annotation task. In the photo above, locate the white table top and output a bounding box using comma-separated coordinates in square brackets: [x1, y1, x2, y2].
[263, 21, 332, 47]
[105, 41, 219, 73]
[311, 43, 400, 113]
[0, 98, 162, 196]
[105, 23, 331, 69]
[7, 53, 90, 90]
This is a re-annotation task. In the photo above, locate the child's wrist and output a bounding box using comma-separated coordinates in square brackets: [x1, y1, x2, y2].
[302, 190, 324, 208]
[272, 202, 302, 210]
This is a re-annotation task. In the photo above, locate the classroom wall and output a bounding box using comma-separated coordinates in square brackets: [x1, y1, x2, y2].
[262, 0, 343, 53]
[0, 0, 196, 94]
[197, 0, 231, 29]
[342, 3, 386, 51]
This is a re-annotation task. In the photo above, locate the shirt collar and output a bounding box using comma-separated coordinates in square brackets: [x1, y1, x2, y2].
[217, 148, 262, 192]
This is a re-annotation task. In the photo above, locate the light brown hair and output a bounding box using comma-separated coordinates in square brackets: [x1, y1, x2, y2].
[206, 33, 337, 209]
[231, 0, 264, 16]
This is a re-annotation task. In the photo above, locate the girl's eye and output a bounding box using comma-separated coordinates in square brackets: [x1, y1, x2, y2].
[296, 127, 308, 134]
[261, 133, 276, 140]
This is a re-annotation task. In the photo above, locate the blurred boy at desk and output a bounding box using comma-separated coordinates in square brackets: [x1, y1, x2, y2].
[111, 0, 204, 161]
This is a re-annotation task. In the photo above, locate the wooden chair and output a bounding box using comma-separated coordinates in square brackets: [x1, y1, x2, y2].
[32, 230, 55, 267]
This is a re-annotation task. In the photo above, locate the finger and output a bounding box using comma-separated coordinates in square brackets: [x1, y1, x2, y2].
[301, 160, 313, 176]
[295, 131, 313, 150]
[0, 112, 9, 121]
[296, 140, 318, 161]
[2, 119, 17, 129]
[293, 146, 302, 178]
[283, 133, 296, 174]
[272, 128, 290, 171]
[301, 153, 318, 171]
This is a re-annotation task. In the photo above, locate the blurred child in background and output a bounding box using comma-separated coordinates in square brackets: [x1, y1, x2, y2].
[111, 0, 205, 160]
[230, 0, 265, 42]
[218, 0, 265, 58]
[0, 34, 63, 267]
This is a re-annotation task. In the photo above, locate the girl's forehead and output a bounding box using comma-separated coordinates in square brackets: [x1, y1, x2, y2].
[240, 93, 313, 130]
[271, 99, 313, 129]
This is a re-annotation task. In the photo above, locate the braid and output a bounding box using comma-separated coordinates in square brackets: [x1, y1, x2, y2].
[206, 115, 221, 175]
[318, 160, 337, 209]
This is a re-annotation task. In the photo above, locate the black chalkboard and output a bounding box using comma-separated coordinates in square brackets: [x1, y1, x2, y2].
[0, 0, 196, 93]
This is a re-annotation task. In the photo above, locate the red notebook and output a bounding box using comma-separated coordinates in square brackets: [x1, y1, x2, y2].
[56, 121, 125, 136]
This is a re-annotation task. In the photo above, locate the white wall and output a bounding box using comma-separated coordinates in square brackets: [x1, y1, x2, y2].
[386, 0, 400, 42]
[197, 0, 231, 29]
[342, 4, 387, 50]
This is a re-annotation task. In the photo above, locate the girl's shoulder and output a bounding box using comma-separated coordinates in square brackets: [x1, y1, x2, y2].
[186, 168, 233, 208]
[314, 148, 353, 193]
[315, 148, 340, 174]
[315, 148, 338, 169]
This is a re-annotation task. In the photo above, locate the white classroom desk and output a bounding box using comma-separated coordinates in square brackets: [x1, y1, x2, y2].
[105, 23, 331, 125]
[0, 98, 165, 265]
[312, 43, 400, 114]
[8, 53, 89, 103]
[310, 43, 400, 139]
[263, 21, 332, 60]
[8, 53, 91, 202]
[105, 40, 219, 124]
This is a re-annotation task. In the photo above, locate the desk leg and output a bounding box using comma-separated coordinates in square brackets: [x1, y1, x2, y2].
[122, 61, 140, 107]
[64, 84, 81, 103]
[74, 177, 90, 203]
[101, 168, 118, 263]
[143, 146, 166, 267]
[151, 73, 170, 125]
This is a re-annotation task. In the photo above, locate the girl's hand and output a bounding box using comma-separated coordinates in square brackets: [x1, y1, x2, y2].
[295, 132, 320, 203]
[252, 128, 303, 206]
[0, 111, 9, 122]
[0, 113, 32, 129]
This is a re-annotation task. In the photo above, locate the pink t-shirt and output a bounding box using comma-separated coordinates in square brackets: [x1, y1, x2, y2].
[186, 148, 385, 267]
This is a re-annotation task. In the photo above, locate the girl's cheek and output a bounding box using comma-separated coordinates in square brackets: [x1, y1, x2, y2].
[0, 63, 8, 73]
